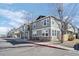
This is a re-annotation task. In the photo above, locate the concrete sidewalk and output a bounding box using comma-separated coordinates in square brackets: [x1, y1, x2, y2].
[27, 41, 75, 51]
[0, 38, 76, 51]
[0, 40, 74, 51]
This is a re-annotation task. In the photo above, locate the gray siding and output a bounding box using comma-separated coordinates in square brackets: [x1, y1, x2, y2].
[31, 17, 51, 30]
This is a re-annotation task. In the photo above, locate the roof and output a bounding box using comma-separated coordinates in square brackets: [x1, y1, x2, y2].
[36, 15, 46, 20]
[31, 16, 61, 24]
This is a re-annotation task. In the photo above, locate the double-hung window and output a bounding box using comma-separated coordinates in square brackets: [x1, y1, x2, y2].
[55, 30, 56, 36]
[46, 30, 48, 36]
[43, 18, 49, 26]
[42, 29, 49, 36]
[32, 31, 37, 36]
[42, 30, 45, 36]
[44, 20, 46, 25]
[32, 23, 36, 29]
[56, 30, 60, 36]
[52, 20, 54, 24]
[52, 30, 57, 36]
[52, 30, 54, 36]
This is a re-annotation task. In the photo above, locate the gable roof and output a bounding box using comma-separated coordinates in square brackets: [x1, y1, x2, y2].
[36, 15, 46, 20]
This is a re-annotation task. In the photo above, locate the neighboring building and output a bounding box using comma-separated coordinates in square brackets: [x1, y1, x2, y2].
[67, 23, 75, 34]
[7, 28, 16, 38]
[67, 23, 78, 36]
[74, 27, 79, 39]
[8, 24, 30, 40]
[74, 26, 78, 34]
[19, 24, 30, 40]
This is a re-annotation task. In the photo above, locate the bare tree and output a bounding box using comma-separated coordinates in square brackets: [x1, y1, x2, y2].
[56, 3, 78, 43]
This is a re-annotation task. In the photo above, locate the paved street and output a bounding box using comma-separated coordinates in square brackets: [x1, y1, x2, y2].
[0, 38, 79, 56]
[0, 45, 79, 56]
[0, 38, 13, 47]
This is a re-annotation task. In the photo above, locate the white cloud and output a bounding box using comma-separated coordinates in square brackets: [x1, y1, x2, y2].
[0, 27, 11, 35]
[8, 21, 22, 28]
[0, 9, 32, 24]
[72, 16, 79, 22]
[70, 15, 79, 28]
[0, 9, 32, 34]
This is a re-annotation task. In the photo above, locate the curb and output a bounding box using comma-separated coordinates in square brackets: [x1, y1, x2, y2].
[27, 41, 75, 51]
[0, 44, 35, 49]
[0, 41, 75, 51]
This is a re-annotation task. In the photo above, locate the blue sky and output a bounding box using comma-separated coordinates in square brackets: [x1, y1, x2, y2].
[0, 3, 79, 35]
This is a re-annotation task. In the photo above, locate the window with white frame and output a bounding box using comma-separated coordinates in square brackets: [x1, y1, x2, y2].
[46, 30, 48, 36]
[32, 31, 37, 36]
[44, 20, 46, 25]
[24, 26, 26, 30]
[42, 30, 45, 36]
[25, 25, 27, 31]
[32, 23, 36, 29]
[42, 29, 49, 36]
[55, 30, 56, 36]
[47, 18, 49, 23]
[57, 31, 60, 36]
[52, 30, 59, 36]
[52, 20, 54, 24]
[43, 18, 49, 26]
[22, 26, 24, 31]
[52, 30, 54, 36]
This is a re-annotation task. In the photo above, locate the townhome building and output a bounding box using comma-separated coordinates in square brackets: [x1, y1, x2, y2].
[14, 24, 30, 40]
[30, 16, 62, 42]
[7, 31, 12, 38]
[7, 28, 16, 38]
[7, 16, 78, 42]
[20, 24, 30, 40]
[30, 16, 78, 42]
[7, 24, 30, 40]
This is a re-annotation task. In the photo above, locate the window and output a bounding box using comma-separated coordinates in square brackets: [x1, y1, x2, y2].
[42, 30, 45, 36]
[24, 26, 26, 30]
[52, 30, 60, 36]
[42, 29, 49, 36]
[23, 26, 25, 31]
[47, 18, 49, 22]
[44, 20, 46, 25]
[52, 30, 54, 36]
[52, 20, 54, 24]
[46, 33, 48, 36]
[32, 23, 36, 29]
[43, 19, 49, 26]
[42, 33, 44, 36]
[34, 34, 37, 36]
[57, 31, 60, 36]
[32, 31, 37, 36]
[55, 30, 56, 36]
[46, 30, 49, 36]
[34, 25, 35, 28]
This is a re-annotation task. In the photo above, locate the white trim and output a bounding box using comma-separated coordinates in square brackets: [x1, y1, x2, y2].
[32, 27, 51, 31]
